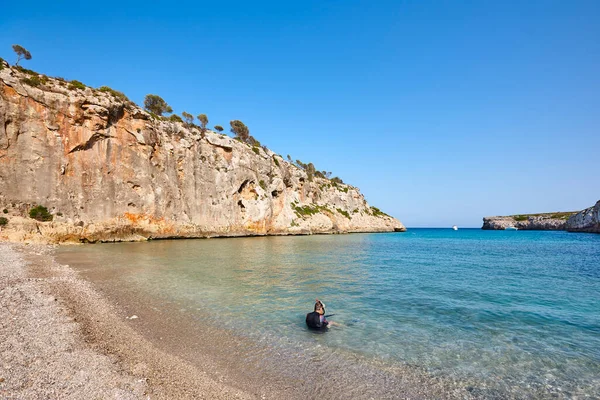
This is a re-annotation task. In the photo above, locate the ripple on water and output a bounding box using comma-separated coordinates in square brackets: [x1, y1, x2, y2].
[57, 229, 600, 398]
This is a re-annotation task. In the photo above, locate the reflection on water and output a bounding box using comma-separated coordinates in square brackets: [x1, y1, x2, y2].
[57, 230, 600, 399]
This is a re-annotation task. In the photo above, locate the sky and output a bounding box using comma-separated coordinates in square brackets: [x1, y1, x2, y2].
[1, 0, 599, 227]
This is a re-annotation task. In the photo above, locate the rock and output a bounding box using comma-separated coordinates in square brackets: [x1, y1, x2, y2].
[0, 66, 406, 243]
[566, 200, 600, 233]
[482, 215, 570, 230]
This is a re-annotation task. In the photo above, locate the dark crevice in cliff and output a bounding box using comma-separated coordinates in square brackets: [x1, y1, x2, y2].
[237, 179, 250, 194]
[68, 132, 114, 154]
[106, 104, 125, 130]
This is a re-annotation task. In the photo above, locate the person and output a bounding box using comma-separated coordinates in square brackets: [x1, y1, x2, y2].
[306, 299, 329, 330]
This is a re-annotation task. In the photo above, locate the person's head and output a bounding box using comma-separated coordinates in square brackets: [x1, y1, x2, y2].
[314, 299, 325, 315]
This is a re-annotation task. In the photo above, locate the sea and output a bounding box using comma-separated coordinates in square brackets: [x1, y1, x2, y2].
[56, 229, 600, 399]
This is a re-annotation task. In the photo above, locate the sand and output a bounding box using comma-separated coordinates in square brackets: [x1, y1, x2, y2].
[0, 242, 254, 399]
[1, 241, 480, 400]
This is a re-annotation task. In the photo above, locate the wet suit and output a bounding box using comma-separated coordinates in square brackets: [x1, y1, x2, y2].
[306, 311, 329, 330]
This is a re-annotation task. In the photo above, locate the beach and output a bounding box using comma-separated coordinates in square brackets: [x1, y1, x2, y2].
[1, 239, 477, 400]
[0, 242, 255, 399]
[2, 231, 598, 399]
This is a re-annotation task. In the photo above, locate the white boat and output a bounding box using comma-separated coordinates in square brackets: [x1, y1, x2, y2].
[505, 226, 518, 230]
[452, 225, 458, 230]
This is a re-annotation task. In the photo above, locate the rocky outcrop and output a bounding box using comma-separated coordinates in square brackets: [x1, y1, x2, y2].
[0, 63, 405, 243]
[566, 201, 600, 233]
[482, 213, 575, 230]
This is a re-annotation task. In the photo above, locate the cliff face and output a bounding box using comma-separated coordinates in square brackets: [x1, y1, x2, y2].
[566, 201, 600, 233]
[0, 64, 405, 243]
[482, 215, 570, 230]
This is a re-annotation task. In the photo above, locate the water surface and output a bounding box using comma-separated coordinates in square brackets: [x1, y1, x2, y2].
[57, 229, 600, 399]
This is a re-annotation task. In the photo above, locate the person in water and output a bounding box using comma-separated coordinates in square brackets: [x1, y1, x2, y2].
[306, 299, 329, 330]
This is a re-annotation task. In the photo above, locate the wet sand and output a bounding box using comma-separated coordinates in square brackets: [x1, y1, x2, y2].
[1, 242, 479, 399]
[0, 242, 255, 399]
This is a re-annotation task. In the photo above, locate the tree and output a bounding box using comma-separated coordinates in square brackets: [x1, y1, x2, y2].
[144, 94, 172, 116]
[230, 120, 249, 142]
[12, 44, 31, 66]
[197, 114, 208, 132]
[181, 111, 194, 125]
[306, 163, 316, 181]
[214, 125, 224, 132]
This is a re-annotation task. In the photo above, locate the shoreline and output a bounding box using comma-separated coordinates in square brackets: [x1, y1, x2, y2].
[0, 242, 255, 399]
[1, 240, 476, 399]
[0, 221, 406, 245]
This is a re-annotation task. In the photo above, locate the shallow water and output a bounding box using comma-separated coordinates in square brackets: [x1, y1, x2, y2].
[57, 229, 600, 398]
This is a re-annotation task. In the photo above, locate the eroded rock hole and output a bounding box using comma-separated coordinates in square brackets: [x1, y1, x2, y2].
[237, 179, 250, 194]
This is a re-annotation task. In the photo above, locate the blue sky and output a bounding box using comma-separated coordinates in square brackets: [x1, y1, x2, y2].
[2, 0, 599, 227]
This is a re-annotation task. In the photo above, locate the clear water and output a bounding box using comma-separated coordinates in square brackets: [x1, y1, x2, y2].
[57, 229, 600, 398]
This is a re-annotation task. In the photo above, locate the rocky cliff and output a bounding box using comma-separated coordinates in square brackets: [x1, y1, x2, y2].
[565, 200, 600, 233]
[0, 63, 405, 243]
[482, 212, 576, 230]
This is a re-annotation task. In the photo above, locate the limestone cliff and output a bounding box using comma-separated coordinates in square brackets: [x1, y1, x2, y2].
[0, 63, 405, 243]
[482, 212, 576, 230]
[565, 200, 600, 233]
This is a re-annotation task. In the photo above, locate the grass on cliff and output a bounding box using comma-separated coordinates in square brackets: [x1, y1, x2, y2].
[370, 206, 390, 218]
[98, 86, 129, 102]
[292, 203, 331, 218]
[21, 75, 49, 87]
[68, 80, 86, 90]
[336, 208, 351, 219]
[511, 212, 577, 221]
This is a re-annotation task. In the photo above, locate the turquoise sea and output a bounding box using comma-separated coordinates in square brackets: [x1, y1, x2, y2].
[57, 229, 600, 399]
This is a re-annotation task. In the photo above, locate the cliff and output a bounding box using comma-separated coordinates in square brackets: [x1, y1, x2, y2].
[482, 212, 576, 230]
[0, 62, 405, 243]
[565, 200, 600, 233]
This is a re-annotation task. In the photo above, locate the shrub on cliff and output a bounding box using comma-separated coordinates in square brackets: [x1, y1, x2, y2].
[12, 44, 32, 66]
[29, 205, 53, 222]
[98, 86, 129, 102]
[214, 125, 224, 132]
[0, 217, 7, 226]
[169, 114, 183, 123]
[21, 76, 42, 87]
[0, 57, 5, 71]
[144, 94, 173, 116]
[68, 80, 86, 90]
[370, 206, 389, 217]
[230, 120, 250, 142]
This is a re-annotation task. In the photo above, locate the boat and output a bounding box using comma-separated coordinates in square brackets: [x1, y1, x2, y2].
[505, 226, 518, 230]
[452, 225, 458, 230]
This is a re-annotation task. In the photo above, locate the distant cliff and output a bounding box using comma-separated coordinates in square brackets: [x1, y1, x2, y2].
[565, 200, 600, 233]
[483, 202, 600, 233]
[482, 212, 575, 231]
[0, 62, 405, 243]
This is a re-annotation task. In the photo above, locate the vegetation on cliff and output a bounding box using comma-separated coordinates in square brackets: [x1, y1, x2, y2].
[0, 48, 405, 242]
[12, 44, 32, 66]
[29, 206, 53, 222]
[1, 48, 347, 188]
[510, 212, 577, 221]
